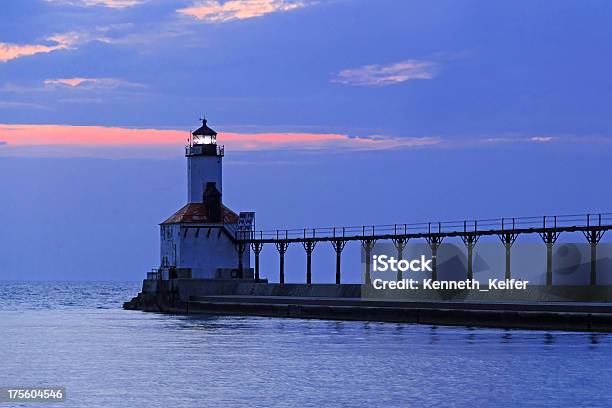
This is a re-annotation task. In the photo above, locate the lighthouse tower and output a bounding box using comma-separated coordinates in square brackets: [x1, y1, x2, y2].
[187, 118, 223, 202]
[157, 118, 253, 280]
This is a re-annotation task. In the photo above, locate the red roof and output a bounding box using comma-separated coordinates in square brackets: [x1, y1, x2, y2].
[161, 203, 239, 225]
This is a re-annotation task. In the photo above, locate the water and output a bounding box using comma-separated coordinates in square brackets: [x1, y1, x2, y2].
[1, 282, 612, 407]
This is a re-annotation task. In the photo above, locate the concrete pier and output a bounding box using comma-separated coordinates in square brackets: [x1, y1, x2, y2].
[124, 279, 612, 332]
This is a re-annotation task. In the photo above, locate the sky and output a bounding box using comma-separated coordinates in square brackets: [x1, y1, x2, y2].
[1, 0, 611, 281]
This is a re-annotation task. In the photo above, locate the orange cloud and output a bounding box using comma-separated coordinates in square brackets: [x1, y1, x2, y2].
[0, 32, 81, 63]
[0, 124, 185, 146]
[178, 0, 306, 22]
[0, 42, 66, 63]
[0, 124, 440, 157]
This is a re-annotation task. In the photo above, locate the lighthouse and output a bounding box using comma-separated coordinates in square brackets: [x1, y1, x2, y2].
[157, 118, 253, 280]
[187, 118, 223, 202]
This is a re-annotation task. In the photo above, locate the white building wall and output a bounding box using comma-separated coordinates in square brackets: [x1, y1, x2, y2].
[187, 155, 222, 203]
[160, 224, 180, 266]
[177, 227, 250, 278]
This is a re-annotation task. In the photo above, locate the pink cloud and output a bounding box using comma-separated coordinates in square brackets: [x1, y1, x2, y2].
[0, 42, 66, 63]
[178, 0, 306, 22]
[0, 124, 440, 157]
[0, 124, 185, 146]
[0, 32, 82, 63]
[44, 78, 91, 87]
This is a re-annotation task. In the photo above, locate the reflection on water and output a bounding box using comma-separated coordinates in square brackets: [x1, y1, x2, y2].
[0, 282, 612, 407]
[590, 333, 603, 346]
[544, 332, 556, 345]
[465, 326, 476, 344]
[429, 325, 440, 345]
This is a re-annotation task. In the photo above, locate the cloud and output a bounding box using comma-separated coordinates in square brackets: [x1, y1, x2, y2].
[0, 124, 184, 147]
[50, 30, 112, 45]
[57, 97, 104, 104]
[222, 133, 440, 151]
[44, 77, 144, 90]
[0, 124, 603, 159]
[1, 77, 142, 95]
[529, 136, 555, 143]
[44, 0, 147, 8]
[0, 31, 103, 63]
[44, 78, 91, 87]
[177, 0, 308, 22]
[0, 77, 144, 112]
[332, 60, 436, 86]
[0, 101, 49, 110]
[0, 37, 70, 63]
[482, 136, 557, 144]
[0, 124, 441, 158]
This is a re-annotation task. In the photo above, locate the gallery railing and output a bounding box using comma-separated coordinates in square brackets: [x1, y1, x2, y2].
[238, 213, 612, 243]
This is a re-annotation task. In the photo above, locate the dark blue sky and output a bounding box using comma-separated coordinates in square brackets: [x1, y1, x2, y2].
[0, 0, 610, 280]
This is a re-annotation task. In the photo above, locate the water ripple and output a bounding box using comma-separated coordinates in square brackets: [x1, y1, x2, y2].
[0, 282, 611, 407]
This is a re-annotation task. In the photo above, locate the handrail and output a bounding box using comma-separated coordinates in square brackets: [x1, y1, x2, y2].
[238, 212, 612, 243]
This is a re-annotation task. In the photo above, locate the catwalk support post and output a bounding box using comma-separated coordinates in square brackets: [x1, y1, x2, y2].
[331, 239, 347, 285]
[539, 216, 561, 287]
[426, 223, 443, 282]
[361, 239, 376, 285]
[392, 235, 408, 281]
[461, 235, 479, 281]
[275, 241, 289, 285]
[584, 214, 605, 286]
[237, 242, 247, 279]
[251, 242, 264, 282]
[303, 240, 316, 285]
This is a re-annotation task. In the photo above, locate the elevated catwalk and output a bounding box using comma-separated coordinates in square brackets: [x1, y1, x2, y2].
[237, 213, 612, 286]
[127, 212, 612, 331]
